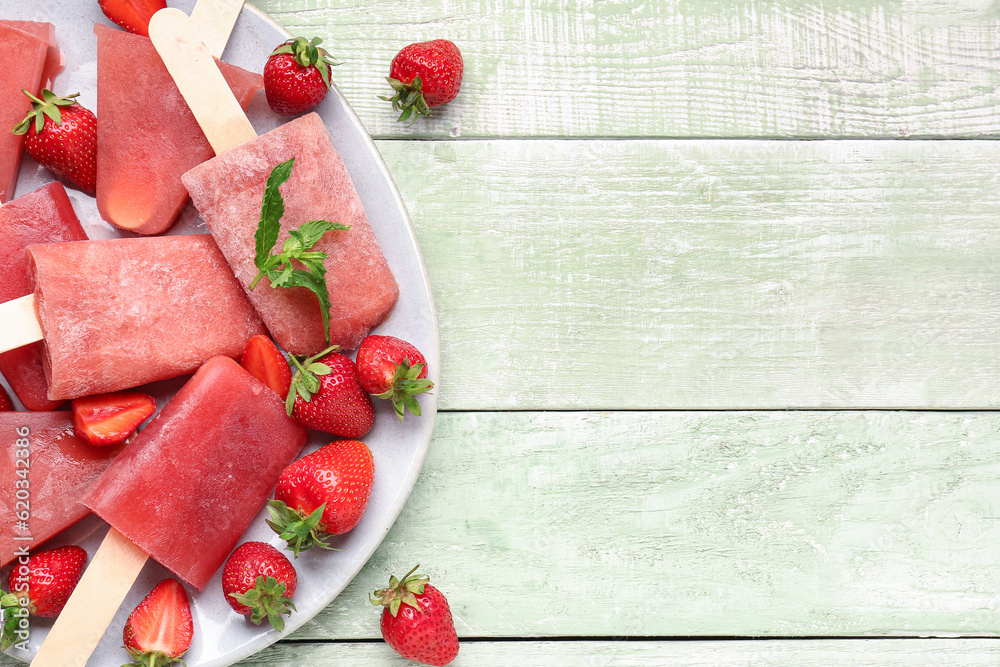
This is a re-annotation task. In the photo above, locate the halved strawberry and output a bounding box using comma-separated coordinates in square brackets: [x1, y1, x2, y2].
[241, 334, 292, 400]
[72, 391, 157, 447]
[98, 0, 167, 37]
[123, 578, 193, 667]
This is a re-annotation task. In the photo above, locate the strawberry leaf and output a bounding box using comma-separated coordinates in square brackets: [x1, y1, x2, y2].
[228, 575, 297, 631]
[266, 500, 340, 557]
[1, 590, 22, 651]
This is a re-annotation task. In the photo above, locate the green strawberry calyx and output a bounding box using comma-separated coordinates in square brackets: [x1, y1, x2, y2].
[284, 344, 340, 416]
[266, 499, 339, 557]
[123, 644, 188, 667]
[228, 575, 298, 632]
[376, 358, 434, 421]
[12, 89, 80, 135]
[1, 588, 23, 651]
[270, 36, 341, 91]
[369, 565, 429, 617]
[380, 75, 432, 125]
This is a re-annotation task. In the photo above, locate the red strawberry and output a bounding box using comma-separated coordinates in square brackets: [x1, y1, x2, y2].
[371, 566, 459, 666]
[222, 541, 297, 631]
[356, 335, 434, 420]
[382, 40, 463, 123]
[123, 578, 193, 667]
[263, 36, 340, 116]
[72, 391, 156, 447]
[6, 546, 86, 617]
[13, 90, 97, 196]
[287, 348, 375, 438]
[241, 334, 292, 400]
[0, 385, 14, 411]
[98, 0, 167, 37]
[267, 439, 375, 555]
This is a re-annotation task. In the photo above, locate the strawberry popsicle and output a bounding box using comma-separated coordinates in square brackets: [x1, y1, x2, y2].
[182, 112, 399, 354]
[1, 411, 127, 567]
[0, 182, 86, 410]
[0, 20, 63, 202]
[95, 24, 263, 235]
[83, 356, 308, 590]
[25, 234, 267, 400]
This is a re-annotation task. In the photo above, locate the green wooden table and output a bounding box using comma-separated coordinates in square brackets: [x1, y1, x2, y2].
[11, 0, 1000, 664]
[233, 0, 1000, 663]
[205, 1, 998, 663]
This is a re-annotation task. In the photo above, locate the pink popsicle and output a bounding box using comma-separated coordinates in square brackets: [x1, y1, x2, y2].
[0, 21, 63, 203]
[182, 112, 399, 354]
[83, 356, 308, 590]
[95, 24, 263, 235]
[26, 234, 267, 401]
[0, 182, 86, 410]
[1, 411, 127, 567]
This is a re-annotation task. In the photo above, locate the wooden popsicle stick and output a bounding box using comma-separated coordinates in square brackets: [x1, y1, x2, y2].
[149, 8, 258, 154]
[31, 529, 148, 667]
[190, 0, 245, 59]
[0, 294, 43, 354]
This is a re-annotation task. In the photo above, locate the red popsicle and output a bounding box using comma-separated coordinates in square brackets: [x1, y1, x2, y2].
[0, 21, 63, 203]
[0, 411, 127, 567]
[0, 182, 86, 410]
[83, 356, 308, 589]
[94, 23, 263, 235]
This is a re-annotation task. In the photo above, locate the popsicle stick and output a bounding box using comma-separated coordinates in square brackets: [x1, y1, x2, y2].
[0, 294, 43, 353]
[190, 0, 244, 59]
[149, 8, 258, 154]
[31, 528, 148, 667]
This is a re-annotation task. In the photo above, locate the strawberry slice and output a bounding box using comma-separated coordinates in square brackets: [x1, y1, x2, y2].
[241, 334, 292, 400]
[98, 0, 167, 37]
[72, 391, 156, 447]
[123, 578, 193, 667]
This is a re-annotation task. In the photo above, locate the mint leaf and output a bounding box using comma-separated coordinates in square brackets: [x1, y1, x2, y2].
[283, 220, 348, 257]
[284, 269, 332, 344]
[254, 158, 295, 271]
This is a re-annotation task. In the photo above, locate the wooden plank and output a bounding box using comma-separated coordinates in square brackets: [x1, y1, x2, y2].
[292, 411, 1000, 639]
[234, 639, 1000, 666]
[252, 0, 1000, 139]
[374, 138, 1000, 410]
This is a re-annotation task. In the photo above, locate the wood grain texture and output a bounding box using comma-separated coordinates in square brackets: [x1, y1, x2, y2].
[251, 0, 1000, 139]
[286, 411, 1000, 639]
[374, 138, 1000, 410]
[232, 639, 1000, 666]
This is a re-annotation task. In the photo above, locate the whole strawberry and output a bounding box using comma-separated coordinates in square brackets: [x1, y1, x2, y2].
[382, 40, 463, 123]
[267, 439, 375, 555]
[264, 36, 340, 116]
[13, 90, 97, 196]
[371, 566, 459, 666]
[356, 335, 434, 420]
[287, 347, 375, 438]
[1, 545, 87, 651]
[123, 578, 193, 667]
[222, 541, 297, 631]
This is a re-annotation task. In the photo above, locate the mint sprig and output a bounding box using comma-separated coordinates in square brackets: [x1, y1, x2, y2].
[249, 158, 349, 345]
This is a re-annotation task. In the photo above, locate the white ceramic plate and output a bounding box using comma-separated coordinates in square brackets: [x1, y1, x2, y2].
[0, 2, 438, 665]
